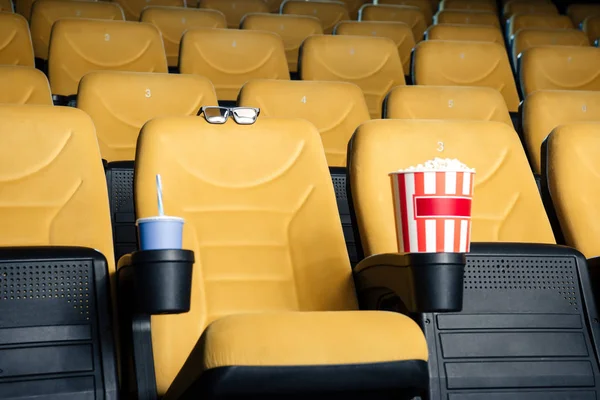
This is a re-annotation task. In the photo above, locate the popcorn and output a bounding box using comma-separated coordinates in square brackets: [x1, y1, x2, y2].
[398, 158, 475, 173]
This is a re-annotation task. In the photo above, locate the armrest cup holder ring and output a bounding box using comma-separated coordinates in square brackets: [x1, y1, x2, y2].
[409, 252, 466, 312]
[130, 249, 195, 315]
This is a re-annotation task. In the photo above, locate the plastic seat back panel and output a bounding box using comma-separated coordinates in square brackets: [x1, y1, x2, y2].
[413, 40, 520, 112]
[242, 13, 323, 73]
[359, 4, 427, 42]
[281, 0, 350, 34]
[300, 34, 405, 118]
[0, 65, 52, 105]
[30, 0, 125, 60]
[180, 28, 289, 101]
[48, 19, 168, 97]
[0, 13, 34, 66]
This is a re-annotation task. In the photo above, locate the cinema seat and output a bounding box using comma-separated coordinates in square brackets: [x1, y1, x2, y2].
[384, 85, 513, 127]
[545, 122, 600, 258]
[198, 0, 268, 28]
[0, 12, 34, 66]
[48, 19, 168, 103]
[180, 28, 289, 104]
[522, 90, 600, 174]
[300, 34, 405, 118]
[141, 7, 226, 69]
[434, 10, 501, 27]
[567, 4, 600, 28]
[120, 116, 430, 398]
[425, 23, 505, 45]
[0, 104, 118, 399]
[241, 13, 323, 74]
[440, 0, 496, 12]
[520, 45, 600, 97]
[359, 4, 427, 42]
[413, 40, 520, 113]
[334, 20, 415, 76]
[113, 0, 184, 21]
[281, 0, 350, 34]
[0, 65, 52, 105]
[512, 28, 590, 71]
[583, 16, 600, 44]
[507, 14, 574, 41]
[376, 0, 434, 25]
[29, 0, 125, 63]
[346, 117, 600, 399]
[503, 1, 558, 19]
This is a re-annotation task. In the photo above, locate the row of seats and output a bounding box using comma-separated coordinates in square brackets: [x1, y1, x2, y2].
[7, 103, 600, 398]
[4, 64, 600, 261]
[3, 14, 600, 113]
[4, 0, 600, 71]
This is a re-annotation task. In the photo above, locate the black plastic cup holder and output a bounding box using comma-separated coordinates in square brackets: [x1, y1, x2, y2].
[407, 252, 466, 312]
[130, 249, 195, 315]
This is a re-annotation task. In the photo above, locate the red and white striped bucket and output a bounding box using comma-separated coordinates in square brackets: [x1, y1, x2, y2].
[390, 170, 475, 253]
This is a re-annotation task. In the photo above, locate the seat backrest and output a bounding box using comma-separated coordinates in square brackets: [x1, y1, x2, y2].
[504, 1, 558, 18]
[523, 90, 600, 174]
[519, 45, 600, 97]
[512, 28, 590, 70]
[376, 0, 433, 25]
[413, 40, 520, 112]
[300, 34, 405, 118]
[239, 79, 370, 167]
[77, 71, 217, 162]
[199, 0, 268, 28]
[384, 85, 513, 126]
[113, 0, 185, 21]
[508, 14, 574, 39]
[180, 28, 289, 101]
[0, 65, 52, 105]
[30, 0, 125, 61]
[0, 0, 14, 12]
[48, 19, 167, 97]
[567, 4, 600, 27]
[281, 0, 349, 34]
[241, 13, 323, 73]
[141, 7, 226, 68]
[0, 105, 115, 272]
[349, 119, 555, 256]
[359, 4, 427, 42]
[546, 122, 600, 258]
[425, 23, 505, 44]
[434, 10, 501, 27]
[583, 16, 600, 44]
[334, 20, 415, 76]
[440, 0, 496, 12]
[0, 12, 34, 66]
[135, 117, 357, 393]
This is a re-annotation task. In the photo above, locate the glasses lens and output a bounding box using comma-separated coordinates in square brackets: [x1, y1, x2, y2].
[231, 107, 259, 125]
[202, 107, 229, 124]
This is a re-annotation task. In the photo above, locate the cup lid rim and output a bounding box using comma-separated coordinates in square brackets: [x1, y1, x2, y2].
[136, 216, 184, 225]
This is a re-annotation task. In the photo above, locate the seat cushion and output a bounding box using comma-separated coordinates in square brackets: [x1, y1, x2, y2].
[165, 311, 428, 398]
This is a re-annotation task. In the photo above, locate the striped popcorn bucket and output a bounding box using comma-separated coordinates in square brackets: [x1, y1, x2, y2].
[390, 170, 475, 253]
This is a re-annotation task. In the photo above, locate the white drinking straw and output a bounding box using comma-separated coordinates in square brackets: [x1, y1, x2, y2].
[156, 174, 164, 217]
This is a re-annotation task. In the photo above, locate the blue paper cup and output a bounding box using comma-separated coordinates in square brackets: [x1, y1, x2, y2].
[137, 216, 185, 250]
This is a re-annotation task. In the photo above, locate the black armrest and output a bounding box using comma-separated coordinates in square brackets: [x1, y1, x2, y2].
[353, 252, 465, 313]
[117, 249, 194, 400]
[0, 246, 118, 399]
